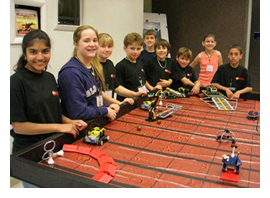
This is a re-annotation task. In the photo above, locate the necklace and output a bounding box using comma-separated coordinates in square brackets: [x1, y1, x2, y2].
[75, 56, 95, 77]
[205, 50, 213, 61]
[88, 67, 96, 77]
[75, 56, 92, 68]
[157, 58, 167, 69]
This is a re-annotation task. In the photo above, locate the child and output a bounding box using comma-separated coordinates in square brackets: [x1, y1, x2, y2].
[144, 39, 175, 91]
[171, 47, 200, 94]
[211, 44, 252, 99]
[10, 29, 87, 154]
[58, 25, 119, 121]
[190, 34, 223, 86]
[115, 32, 147, 101]
[97, 33, 145, 105]
[138, 29, 157, 65]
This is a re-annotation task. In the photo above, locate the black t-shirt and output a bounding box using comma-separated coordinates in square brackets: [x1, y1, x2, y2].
[211, 63, 252, 92]
[138, 49, 157, 65]
[101, 59, 120, 97]
[115, 58, 146, 101]
[144, 57, 176, 87]
[10, 67, 62, 153]
[170, 63, 198, 91]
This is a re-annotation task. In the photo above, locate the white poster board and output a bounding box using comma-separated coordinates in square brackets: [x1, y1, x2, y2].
[143, 13, 170, 57]
[143, 13, 169, 42]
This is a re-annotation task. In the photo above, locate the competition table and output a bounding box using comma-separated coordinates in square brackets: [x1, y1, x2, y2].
[10, 93, 260, 188]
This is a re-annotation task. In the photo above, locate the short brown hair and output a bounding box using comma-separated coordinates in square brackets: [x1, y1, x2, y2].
[176, 47, 193, 60]
[143, 29, 157, 39]
[124, 32, 143, 47]
[154, 39, 171, 54]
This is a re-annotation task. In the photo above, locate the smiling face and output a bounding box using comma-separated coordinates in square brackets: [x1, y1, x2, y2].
[156, 45, 168, 61]
[144, 35, 156, 48]
[176, 55, 191, 68]
[74, 28, 99, 62]
[202, 36, 216, 51]
[97, 43, 113, 62]
[25, 38, 51, 73]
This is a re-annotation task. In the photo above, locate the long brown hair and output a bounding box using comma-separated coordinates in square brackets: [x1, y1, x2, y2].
[73, 25, 106, 90]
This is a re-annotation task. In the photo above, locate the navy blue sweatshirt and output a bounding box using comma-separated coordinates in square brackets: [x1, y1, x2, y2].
[58, 57, 108, 121]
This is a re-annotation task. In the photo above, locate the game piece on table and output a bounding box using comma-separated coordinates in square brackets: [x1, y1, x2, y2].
[220, 144, 242, 182]
[42, 140, 58, 165]
[62, 144, 78, 152]
[220, 169, 240, 182]
[201, 85, 238, 110]
[247, 110, 259, 120]
[47, 151, 54, 165]
[157, 103, 182, 119]
[145, 90, 164, 122]
[53, 150, 64, 157]
[83, 127, 109, 146]
[76, 146, 92, 155]
[60, 144, 117, 184]
[165, 87, 187, 98]
[216, 129, 236, 144]
[157, 107, 162, 112]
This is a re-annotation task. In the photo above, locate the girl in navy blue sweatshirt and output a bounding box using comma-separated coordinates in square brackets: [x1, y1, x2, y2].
[58, 25, 119, 121]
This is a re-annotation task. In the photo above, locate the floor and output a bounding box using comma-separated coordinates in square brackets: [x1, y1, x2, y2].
[10, 177, 23, 188]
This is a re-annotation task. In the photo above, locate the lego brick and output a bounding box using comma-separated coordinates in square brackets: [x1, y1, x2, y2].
[62, 144, 78, 152]
[98, 162, 117, 177]
[97, 154, 108, 166]
[89, 149, 104, 159]
[104, 156, 116, 166]
[76, 146, 92, 155]
[98, 154, 116, 166]
[92, 172, 113, 184]
[220, 169, 240, 182]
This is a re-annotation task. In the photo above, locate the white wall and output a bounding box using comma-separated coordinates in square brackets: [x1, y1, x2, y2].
[83, 0, 144, 65]
[10, 0, 144, 77]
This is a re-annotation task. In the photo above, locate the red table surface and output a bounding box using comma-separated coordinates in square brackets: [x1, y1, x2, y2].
[47, 96, 260, 188]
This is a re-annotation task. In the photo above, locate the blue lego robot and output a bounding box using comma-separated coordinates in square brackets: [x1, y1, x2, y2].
[222, 144, 242, 174]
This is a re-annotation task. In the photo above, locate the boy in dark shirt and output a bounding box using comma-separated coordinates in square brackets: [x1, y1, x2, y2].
[144, 39, 176, 91]
[138, 29, 157, 65]
[115, 32, 147, 101]
[97, 33, 144, 105]
[171, 47, 200, 94]
[211, 44, 252, 99]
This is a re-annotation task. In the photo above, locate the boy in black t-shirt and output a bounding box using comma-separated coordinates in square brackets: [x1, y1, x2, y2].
[97, 33, 144, 105]
[171, 47, 200, 94]
[211, 44, 252, 99]
[144, 39, 176, 91]
[115, 32, 147, 101]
